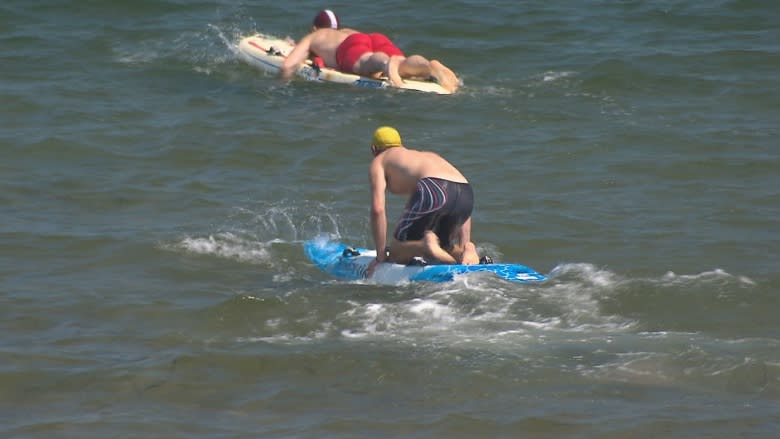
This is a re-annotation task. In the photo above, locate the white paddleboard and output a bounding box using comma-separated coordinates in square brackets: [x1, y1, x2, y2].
[237, 33, 452, 95]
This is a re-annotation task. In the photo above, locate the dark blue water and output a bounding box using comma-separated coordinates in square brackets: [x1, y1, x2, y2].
[2, 1, 779, 437]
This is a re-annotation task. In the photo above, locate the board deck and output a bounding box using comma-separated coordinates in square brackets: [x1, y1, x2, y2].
[304, 239, 546, 285]
[237, 34, 452, 94]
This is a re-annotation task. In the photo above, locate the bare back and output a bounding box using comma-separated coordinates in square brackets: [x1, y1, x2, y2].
[373, 147, 468, 195]
[306, 28, 357, 67]
[281, 27, 358, 78]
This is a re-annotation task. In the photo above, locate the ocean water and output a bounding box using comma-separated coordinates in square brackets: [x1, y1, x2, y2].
[2, 0, 779, 437]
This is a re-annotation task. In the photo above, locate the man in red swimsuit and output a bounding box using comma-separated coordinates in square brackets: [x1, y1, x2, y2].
[280, 10, 460, 93]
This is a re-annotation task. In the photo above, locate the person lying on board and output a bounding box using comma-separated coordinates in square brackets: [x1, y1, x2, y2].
[279, 9, 460, 93]
[366, 126, 480, 277]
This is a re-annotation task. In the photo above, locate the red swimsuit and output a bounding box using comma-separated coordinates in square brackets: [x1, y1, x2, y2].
[335, 33, 405, 73]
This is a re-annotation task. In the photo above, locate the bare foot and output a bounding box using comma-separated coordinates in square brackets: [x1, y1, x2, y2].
[460, 242, 479, 265]
[386, 55, 405, 88]
[423, 231, 457, 264]
[429, 60, 459, 93]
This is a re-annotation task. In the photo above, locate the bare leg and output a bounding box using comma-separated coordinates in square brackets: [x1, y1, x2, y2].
[389, 233, 457, 265]
[460, 242, 479, 265]
[447, 240, 479, 265]
[353, 52, 391, 78]
[386, 55, 405, 87]
[428, 60, 459, 93]
[388, 239, 426, 265]
[423, 231, 457, 264]
[392, 55, 459, 93]
[395, 54, 431, 78]
[451, 219, 478, 264]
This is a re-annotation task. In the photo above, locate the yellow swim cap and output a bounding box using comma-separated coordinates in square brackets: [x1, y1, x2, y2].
[371, 126, 402, 150]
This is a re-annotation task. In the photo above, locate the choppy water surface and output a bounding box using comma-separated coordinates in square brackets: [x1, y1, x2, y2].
[2, 0, 779, 437]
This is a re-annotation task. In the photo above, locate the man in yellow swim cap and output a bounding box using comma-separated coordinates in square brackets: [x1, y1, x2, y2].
[367, 126, 480, 275]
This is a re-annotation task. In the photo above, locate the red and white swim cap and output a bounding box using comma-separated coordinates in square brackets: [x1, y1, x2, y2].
[312, 9, 339, 29]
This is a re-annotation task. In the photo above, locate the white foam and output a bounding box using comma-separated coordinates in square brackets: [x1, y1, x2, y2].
[542, 70, 575, 82]
[661, 268, 755, 286]
[177, 233, 271, 263]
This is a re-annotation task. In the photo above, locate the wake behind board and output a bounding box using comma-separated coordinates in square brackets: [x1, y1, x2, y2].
[237, 34, 451, 95]
[304, 239, 546, 285]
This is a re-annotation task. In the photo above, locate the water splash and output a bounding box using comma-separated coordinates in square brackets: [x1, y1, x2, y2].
[177, 232, 271, 264]
[167, 200, 344, 266]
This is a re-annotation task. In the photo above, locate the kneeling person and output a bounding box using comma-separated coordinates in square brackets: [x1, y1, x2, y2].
[367, 126, 479, 275]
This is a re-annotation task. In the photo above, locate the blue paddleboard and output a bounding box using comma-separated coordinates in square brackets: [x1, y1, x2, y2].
[304, 239, 546, 285]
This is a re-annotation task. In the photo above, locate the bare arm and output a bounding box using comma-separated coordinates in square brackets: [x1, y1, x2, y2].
[369, 160, 388, 262]
[280, 33, 314, 79]
[459, 217, 472, 245]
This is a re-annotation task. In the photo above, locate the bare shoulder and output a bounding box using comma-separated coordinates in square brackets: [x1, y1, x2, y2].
[369, 155, 386, 179]
[407, 148, 442, 160]
[295, 31, 317, 46]
[312, 28, 353, 39]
